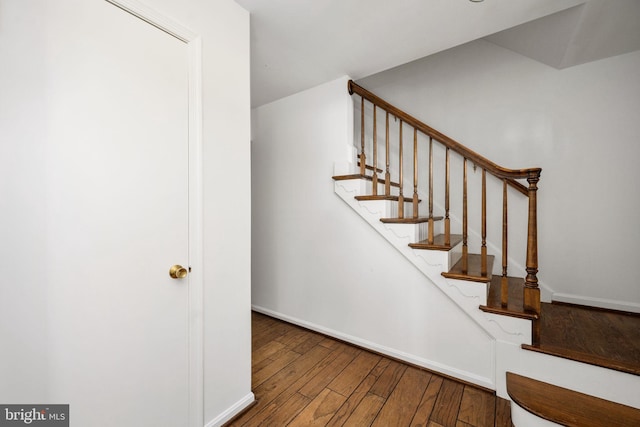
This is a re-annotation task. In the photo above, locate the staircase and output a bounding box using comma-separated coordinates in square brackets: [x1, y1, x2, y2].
[333, 81, 640, 426]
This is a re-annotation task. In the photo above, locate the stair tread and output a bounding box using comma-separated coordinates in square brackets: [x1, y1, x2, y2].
[522, 302, 640, 376]
[380, 216, 443, 224]
[506, 372, 640, 427]
[442, 253, 494, 282]
[522, 343, 640, 376]
[332, 173, 400, 188]
[355, 195, 421, 203]
[479, 276, 538, 320]
[409, 234, 463, 251]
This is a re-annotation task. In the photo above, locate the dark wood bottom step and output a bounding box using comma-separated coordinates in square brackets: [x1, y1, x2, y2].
[409, 234, 463, 251]
[480, 276, 538, 320]
[442, 253, 494, 283]
[522, 302, 640, 376]
[506, 372, 640, 427]
[380, 215, 442, 224]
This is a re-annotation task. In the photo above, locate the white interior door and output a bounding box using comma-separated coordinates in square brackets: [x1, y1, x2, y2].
[0, 0, 191, 425]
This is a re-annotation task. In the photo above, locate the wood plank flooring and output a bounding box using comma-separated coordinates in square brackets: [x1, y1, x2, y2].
[226, 312, 513, 427]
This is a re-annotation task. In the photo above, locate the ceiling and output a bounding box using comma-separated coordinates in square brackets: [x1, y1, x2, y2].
[485, 0, 640, 70]
[235, 0, 640, 107]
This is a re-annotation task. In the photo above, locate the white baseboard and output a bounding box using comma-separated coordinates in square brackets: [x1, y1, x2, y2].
[552, 293, 640, 314]
[252, 305, 495, 390]
[204, 392, 255, 427]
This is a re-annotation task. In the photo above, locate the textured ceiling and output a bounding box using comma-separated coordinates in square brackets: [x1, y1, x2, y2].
[486, 0, 640, 69]
[235, 0, 586, 106]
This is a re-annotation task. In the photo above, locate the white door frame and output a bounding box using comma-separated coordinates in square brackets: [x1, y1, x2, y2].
[104, 1, 204, 425]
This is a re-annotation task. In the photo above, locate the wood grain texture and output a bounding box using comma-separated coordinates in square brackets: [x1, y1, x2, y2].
[494, 396, 513, 427]
[332, 173, 400, 188]
[457, 386, 495, 427]
[442, 254, 495, 283]
[289, 388, 347, 426]
[480, 276, 538, 320]
[371, 367, 432, 427]
[227, 312, 513, 427]
[328, 351, 381, 397]
[430, 379, 465, 427]
[380, 216, 442, 224]
[368, 359, 408, 399]
[355, 195, 415, 202]
[522, 302, 640, 375]
[409, 234, 463, 251]
[411, 375, 443, 426]
[299, 345, 359, 398]
[507, 372, 640, 427]
[325, 373, 378, 427]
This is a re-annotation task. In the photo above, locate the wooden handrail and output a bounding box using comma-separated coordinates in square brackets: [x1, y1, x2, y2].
[349, 80, 540, 194]
[349, 79, 541, 344]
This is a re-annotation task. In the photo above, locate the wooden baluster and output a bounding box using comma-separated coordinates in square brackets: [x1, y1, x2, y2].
[481, 169, 487, 276]
[501, 179, 509, 307]
[462, 158, 468, 274]
[360, 97, 366, 176]
[428, 137, 434, 244]
[372, 105, 378, 195]
[412, 128, 419, 218]
[385, 112, 390, 196]
[444, 148, 450, 246]
[524, 171, 541, 345]
[398, 121, 404, 218]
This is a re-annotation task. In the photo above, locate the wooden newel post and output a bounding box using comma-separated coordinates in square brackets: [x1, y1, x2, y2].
[524, 170, 541, 345]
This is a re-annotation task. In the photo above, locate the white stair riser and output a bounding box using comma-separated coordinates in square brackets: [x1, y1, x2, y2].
[510, 403, 561, 427]
[496, 341, 640, 409]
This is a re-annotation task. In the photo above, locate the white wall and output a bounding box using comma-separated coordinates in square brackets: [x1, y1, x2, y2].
[357, 40, 640, 311]
[139, 0, 253, 423]
[0, 0, 251, 425]
[252, 76, 495, 388]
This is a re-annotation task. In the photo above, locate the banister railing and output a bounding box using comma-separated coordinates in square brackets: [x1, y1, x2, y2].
[348, 80, 542, 344]
[348, 80, 539, 195]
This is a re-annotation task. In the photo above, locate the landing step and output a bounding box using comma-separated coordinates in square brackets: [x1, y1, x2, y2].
[480, 276, 537, 320]
[380, 216, 443, 224]
[522, 302, 640, 376]
[442, 253, 494, 282]
[409, 234, 463, 251]
[506, 372, 640, 427]
[332, 173, 400, 188]
[355, 195, 420, 203]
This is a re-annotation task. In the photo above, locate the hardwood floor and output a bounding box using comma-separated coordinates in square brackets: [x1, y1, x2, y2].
[227, 312, 513, 427]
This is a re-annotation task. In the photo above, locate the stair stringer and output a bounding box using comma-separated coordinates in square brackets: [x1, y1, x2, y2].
[335, 176, 640, 412]
[334, 177, 532, 348]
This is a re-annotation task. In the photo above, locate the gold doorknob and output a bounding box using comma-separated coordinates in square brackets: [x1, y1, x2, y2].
[169, 265, 188, 279]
